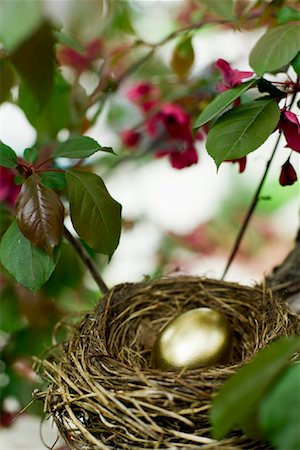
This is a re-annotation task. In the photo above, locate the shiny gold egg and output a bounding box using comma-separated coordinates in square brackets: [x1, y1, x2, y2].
[151, 307, 232, 371]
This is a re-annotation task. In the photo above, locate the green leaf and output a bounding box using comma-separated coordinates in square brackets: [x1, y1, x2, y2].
[39, 171, 66, 191]
[194, 80, 256, 128]
[11, 21, 56, 108]
[259, 363, 300, 450]
[171, 35, 195, 79]
[18, 69, 74, 139]
[0, 0, 42, 51]
[53, 136, 114, 159]
[198, 0, 235, 19]
[249, 24, 300, 75]
[276, 6, 300, 24]
[53, 30, 85, 53]
[211, 336, 300, 440]
[16, 174, 64, 254]
[0, 220, 59, 292]
[66, 170, 122, 258]
[0, 142, 18, 168]
[206, 98, 280, 167]
[0, 286, 24, 333]
[23, 147, 39, 164]
[292, 51, 300, 76]
[44, 242, 84, 296]
[0, 59, 15, 103]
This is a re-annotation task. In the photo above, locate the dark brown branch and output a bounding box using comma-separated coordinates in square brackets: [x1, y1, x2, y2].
[63, 225, 109, 295]
[221, 131, 282, 280]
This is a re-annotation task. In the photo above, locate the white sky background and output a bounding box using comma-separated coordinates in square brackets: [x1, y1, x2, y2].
[0, 2, 299, 448]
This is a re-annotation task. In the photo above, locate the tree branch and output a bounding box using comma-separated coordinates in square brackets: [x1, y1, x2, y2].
[221, 131, 282, 280]
[63, 226, 109, 295]
[266, 223, 300, 309]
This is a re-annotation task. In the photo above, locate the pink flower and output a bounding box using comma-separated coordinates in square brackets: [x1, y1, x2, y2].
[121, 129, 141, 148]
[279, 158, 298, 186]
[147, 103, 198, 169]
[278, 110, 300, 152]
[225, 156, 247, 173]
[147, 103, 191, 139]
[57, 39, 102, 74]
[127, 82, 159, 112]
[0, 167, 20, 207]
[216, 59, 253, 92]
[155, 141, 198, 169]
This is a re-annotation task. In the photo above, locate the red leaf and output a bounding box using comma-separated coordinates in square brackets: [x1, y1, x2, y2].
[16, 174, 64, 254]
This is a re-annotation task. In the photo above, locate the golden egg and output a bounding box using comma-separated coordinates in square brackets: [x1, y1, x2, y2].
[151, 307, 232, 371]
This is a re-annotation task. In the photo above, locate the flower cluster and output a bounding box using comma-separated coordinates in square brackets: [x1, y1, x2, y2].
[216, 59, 299, 184]
[121, 82, 198, 169]
[278, 109, 299, 186]
[215, 59, 254, 173]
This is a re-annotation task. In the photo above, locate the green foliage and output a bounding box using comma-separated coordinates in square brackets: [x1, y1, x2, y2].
[53, 136, 114, 158]
[66, 170, 122, 258]
[0, 0, 42, 51]
[249, 24, 300, 75]
[0, 287, 24, 333]
[206, 98, 280, 167]
[0, 59, 15, 103]
[44, 242, 84, 296]
[259, 363, 300, 450]
[0, 142, 18, 168]
[211, 336, 300, 440]
[39, 171, 67, 191]
[11, 22, 56, 108]
[0, 220, 60, 292]
[198, 0, 235, 19]
[292, 51, 300, 75]
[18, 70, 74, 140]
[194, 80, 256, 128]
[276, 6, 300, 24]
[16, 174, 64, 255]
[23, 147, 39, 165]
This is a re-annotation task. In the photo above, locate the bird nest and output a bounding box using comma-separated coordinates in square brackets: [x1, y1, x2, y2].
[36, 276, 300, 450]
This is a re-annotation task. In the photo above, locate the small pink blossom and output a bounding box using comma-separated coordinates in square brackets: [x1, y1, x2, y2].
[216, 59, 253, 92]
[155, 141, 198, 169]
[127, 82, 159, 112]
[147, 103, 198, 169]
[278, 110, 300, 153]
[147, 103, 191, 140]
[279, 158, 298, 186]
[0, 167, 20, 207]
[121, 129, 141, 148]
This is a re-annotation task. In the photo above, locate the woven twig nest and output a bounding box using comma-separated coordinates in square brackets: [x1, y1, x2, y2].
[36, 276, 300, 450]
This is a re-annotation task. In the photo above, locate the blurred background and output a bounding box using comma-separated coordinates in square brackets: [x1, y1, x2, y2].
[0, 0, 299, 448]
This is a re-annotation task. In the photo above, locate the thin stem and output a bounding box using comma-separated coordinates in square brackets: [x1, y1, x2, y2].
[88, 11, 262, 108]
[221, 131, 282, 280]
[221, 85, 299, 280]
[63, 225, 109, 295]
[35, 157, 55, 170]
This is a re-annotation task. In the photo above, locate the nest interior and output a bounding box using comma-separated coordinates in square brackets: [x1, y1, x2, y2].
[37, 276, 300, 450]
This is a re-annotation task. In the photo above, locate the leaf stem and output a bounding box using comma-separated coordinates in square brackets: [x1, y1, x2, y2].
[63, 225, 109, 294]
[221, 131, 282, 280]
